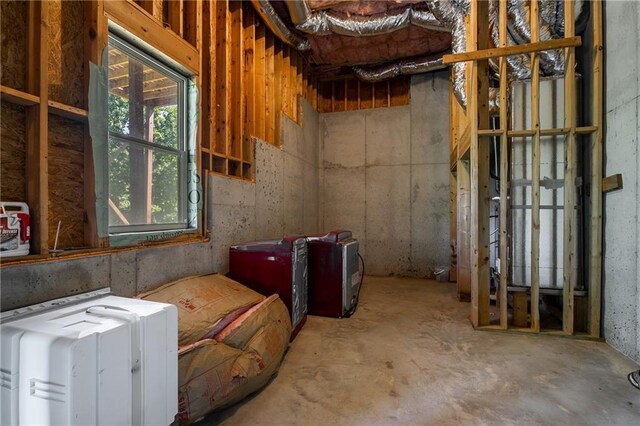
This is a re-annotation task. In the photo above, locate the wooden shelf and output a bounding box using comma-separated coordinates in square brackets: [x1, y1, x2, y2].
[0, 85, 39, 106]
[47, 100, 88, 122]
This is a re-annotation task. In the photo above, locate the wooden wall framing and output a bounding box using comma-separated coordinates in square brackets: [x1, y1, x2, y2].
[0, 0, 322, 263]
[446, 0, 603, 337]
[0, 0, 205, 259]
[317, 75, 410, 113]
[202, 0, 319, 180]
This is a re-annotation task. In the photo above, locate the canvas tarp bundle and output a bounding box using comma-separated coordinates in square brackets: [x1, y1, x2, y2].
[138, 274, 265, 346]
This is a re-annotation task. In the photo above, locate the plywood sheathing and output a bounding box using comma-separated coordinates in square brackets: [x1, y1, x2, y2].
[48, 114, 85, 249]
[1, 0, 28, 91]
[47, 0, 84, 108]
[0, 102, 27, 201]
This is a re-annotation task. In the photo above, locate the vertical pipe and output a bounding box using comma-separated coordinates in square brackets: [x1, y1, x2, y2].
[530, 0, 541, 332]
[563, 0, 576, 335]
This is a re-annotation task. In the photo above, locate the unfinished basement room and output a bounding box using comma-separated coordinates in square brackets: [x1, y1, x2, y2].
[1, 0, 639, 424]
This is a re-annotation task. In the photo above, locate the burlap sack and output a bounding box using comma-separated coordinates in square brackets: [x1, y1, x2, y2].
[138, 274, 264, 346]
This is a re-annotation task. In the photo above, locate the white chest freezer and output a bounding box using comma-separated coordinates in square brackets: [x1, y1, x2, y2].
[0, 289, 178, 425]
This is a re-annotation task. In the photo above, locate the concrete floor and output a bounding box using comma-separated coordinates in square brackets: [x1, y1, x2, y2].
[203, 276, 639, 425]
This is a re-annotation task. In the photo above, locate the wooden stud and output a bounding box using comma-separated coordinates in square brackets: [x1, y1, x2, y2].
[563, 0, 576, 335]
[229, 1, 242, 159]
[530, 0, 541, 332]
[254, 20, 266, 140]
[265, 32, 275, 144]
[167, 0, 184, 36]
[512, 292, 528, 328]
[281, 45, 291, 119]
[26, 0, 49, 254]
[214, 0, 228, 155]
[443, 36, 582, 64]
[588, 0, 604, 338]
[183, 0, 198, 46]
[272, 40, 282, 145]
[469, 0, 491, 327]
[498, 0, 509, 329]
[242, 3, 255, 164]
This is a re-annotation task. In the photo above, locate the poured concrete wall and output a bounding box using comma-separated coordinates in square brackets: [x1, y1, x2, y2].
[602, 0, 640, 363]
[320, 71, 450, 277]
[1, 100, 320, 311]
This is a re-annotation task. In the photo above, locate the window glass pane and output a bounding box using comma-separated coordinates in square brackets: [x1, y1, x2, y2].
[109, 138, 182, 227]
[107, 43, 179, 149]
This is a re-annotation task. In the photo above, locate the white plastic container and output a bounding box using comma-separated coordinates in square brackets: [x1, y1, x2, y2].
[0, 291, 178, 425]
[0, 202, 30, 257]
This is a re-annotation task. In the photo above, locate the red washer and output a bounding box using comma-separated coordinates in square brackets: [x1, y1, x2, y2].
[229, 236, 308, 340]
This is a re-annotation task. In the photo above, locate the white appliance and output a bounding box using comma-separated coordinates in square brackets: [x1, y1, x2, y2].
[0, 289, 178, 425]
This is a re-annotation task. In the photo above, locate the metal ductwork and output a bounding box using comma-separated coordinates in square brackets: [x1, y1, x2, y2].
[251, 0, 311, 51]
[352, 54, 448, 82]
[285, 1, 450, 36]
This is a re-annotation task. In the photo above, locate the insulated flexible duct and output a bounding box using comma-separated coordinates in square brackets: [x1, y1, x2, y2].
[251, 0, 311, 51]
[285, 1, 450, 36]
[352, 54, 448, 82]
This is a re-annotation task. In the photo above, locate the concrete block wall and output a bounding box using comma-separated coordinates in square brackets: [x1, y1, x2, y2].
[320, 71, 450, 277]
[602, 0, 640, 363]
[1, 99, 321, 311]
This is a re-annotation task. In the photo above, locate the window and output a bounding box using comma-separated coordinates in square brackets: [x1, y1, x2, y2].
[106, 33, 196, 237]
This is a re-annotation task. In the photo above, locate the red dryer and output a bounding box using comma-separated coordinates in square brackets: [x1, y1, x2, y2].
[301, 230, 361, 318]
[228, 236, 308, 340]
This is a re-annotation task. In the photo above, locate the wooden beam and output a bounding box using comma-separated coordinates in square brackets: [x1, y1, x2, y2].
[104, 0, 198, 73]
[26, 0, 49, 254]
[469, 0, 491, 327]
[602, 174, 622, 193]
[530, 0, 541, 332]
[48, 100, 88, 122]
[498, 0, 509, 329]
[563, 0, 577, 335]
[588, 0, 604, 338]
[0, 85, 40, 106]
[443, 36, 581, 64]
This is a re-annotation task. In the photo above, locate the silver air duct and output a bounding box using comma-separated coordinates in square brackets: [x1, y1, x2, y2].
[352, 54, 448, 82]
[251, 0, 311, 51]
[285, 1, 450, 36]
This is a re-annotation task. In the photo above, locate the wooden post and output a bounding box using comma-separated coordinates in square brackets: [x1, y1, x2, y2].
[589, 0, 603, 338]
[469, 0, 491, 327]
[530, 0, 541, 332]
[498, 0, 509, 329]
[563, 0, 577, 335]
[26, 0, 49, 254]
